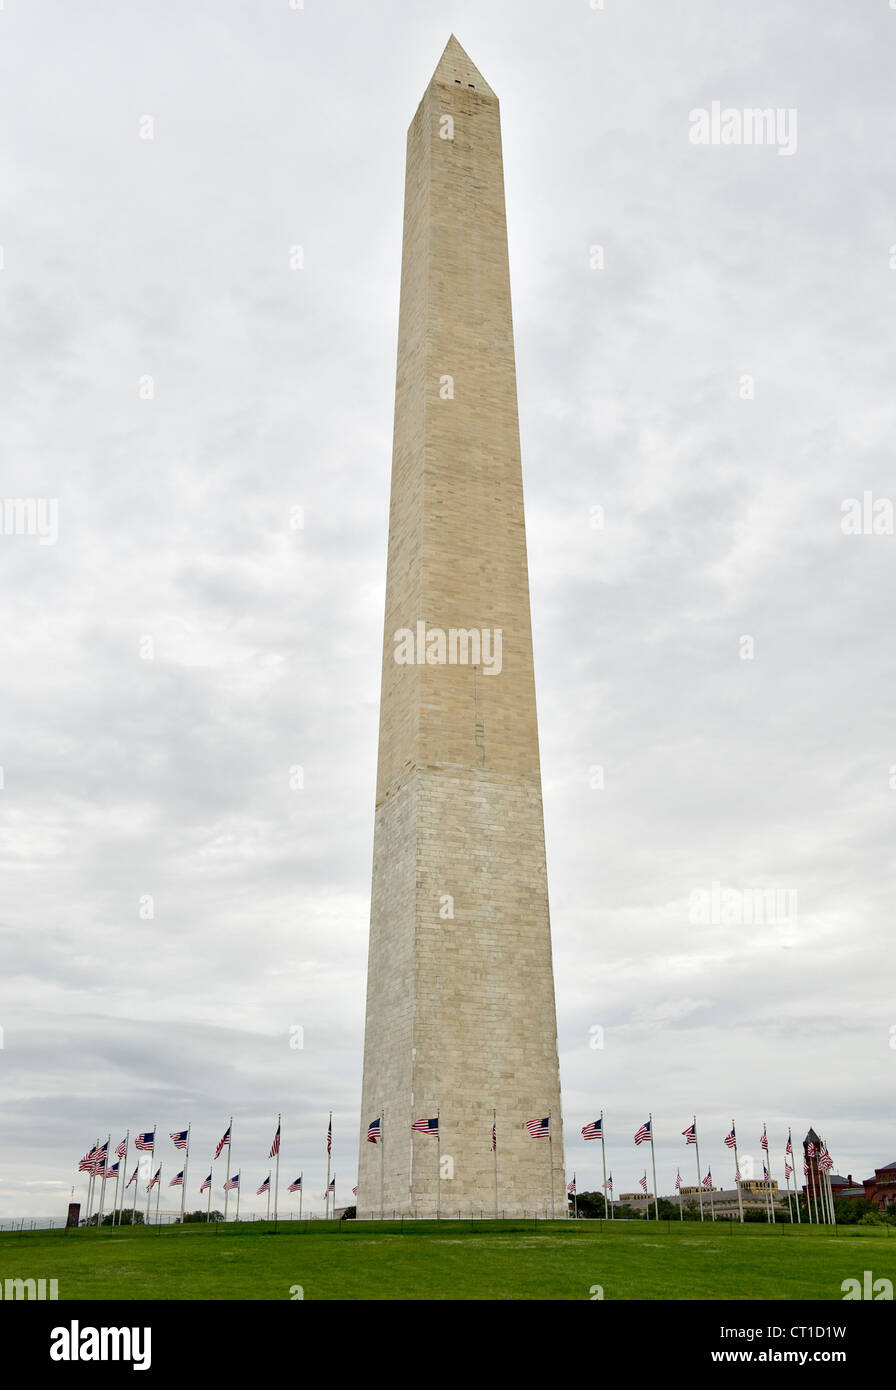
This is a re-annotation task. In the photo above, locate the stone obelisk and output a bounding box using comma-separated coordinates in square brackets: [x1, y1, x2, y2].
[357, 36, 565, 1219]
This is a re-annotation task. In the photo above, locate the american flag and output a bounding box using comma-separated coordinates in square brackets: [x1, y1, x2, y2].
[366, 1118, 381, 1144]
[104, 1161, 120, 1179]
[581, 1119, 602, 1141]
[525, 1116, 550, 1138]
[169, 1171, 184, 1187]
[200, 1173, 211, 1193]
[170, 1130, 188, 1150]
[269, 1124, 280, 1159]
[736, 1167, 741, 1182]
[327, 1118, 332, 1155]
[257, 1175, 270, 1195]
[78, 1147, 98, 1173]
[807, 1140, 815, 1159]
[288, 1176, 302, 1193]
[352, 1186, 358, 1196]
[785, 1135, 792, 1155]
[763, 1164, 769, 1181]
[803, 1160, 810, 1176]
[674, 1172, 682, 1190]
[724, 1128, 736, 1149]
[567, 1176, 576, 1194]
[605, 1173, 613, 1190]
[135, 1131, 154, 1152]
[91, 1142, 109, 1175]
[148, 1166, 161, 1190]
[215, 1125, 231, 1160]
[224, 1173, 239, 1191]
[115, 1139, 127, 1159]
[702, 1170, 713, 1189]
[819, 1146, 834, 1172]
[413, 1117, 440, 1137]
[760, 1127, 768, 1151]
[126, 1166, 138, 1188]
[639, 1173, 648, 1192]
[326, 1177, 335, 1194]
[784, 1163, 793, 1179]
[492, 1120, 496, 1153]
[682, 1123, 697, 1145]
[634, 1120, 651, 1145]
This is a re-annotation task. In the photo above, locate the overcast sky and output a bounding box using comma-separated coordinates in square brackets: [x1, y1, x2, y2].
[1, 0, 894, 1220]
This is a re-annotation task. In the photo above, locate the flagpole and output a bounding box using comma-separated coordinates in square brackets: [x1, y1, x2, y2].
[131, 1163, 138, 1225]
[325, 1111, 332, 1221]
[86, 1140, 97, 1225]
[299, 1176, 303, 1222]
[693, 1116, 704, 1221]
[436, 1107, 441, 1220]
[732, 1122, 744, 1222]
[649, 1114, 659, 1222]
[380, 1111, 385, 1221]
[117, 1131, 129, 1226]
[492, 1109, 498, 1220]
[267, 1180, 271, 1221]
[155, 1163, 162, 1225]
[97, 1134, 110, 1227]
[145, 1126, 155, 1225]
[180, 1125, 190, 1224]
[764, 1127, 775, 1224]
[223, 1117, 232, 1223]
[206, 1163, 212, 1221]
[708, 1173, 715, 1220]
[677, 1170, 683, 1220]
[600, 1112, 609, 1220]
[789, 1132, 800, 1223]
[111, 1148, 121, 1227]
[273, 1114, 281, 1224]
[548, 1110, 555, 1220]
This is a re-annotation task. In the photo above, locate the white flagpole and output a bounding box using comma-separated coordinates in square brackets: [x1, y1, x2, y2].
[86, 1138, 98, 1224]
[273, 1114, 281, 1224]
[206, 1163, 212, 1221]
[548, 1110, 555, 1220]
[97, 1134, 110, 1227]
[223, 1117, 232, 1223]
[789, 1131, 800, 1223]
[708, 1174, 715, 1220]
[693, 1116, 704, 1221]
[600, 1112, 609, 1220]
[145, 1126, 156, 1225]
[649, 1114, 659, 1222]
[235, 1175, 240, 1222]
[325, 1111, 332, 1220]
[267, 1179, 271, 1221]
[180, 1125, 190, 1224]
[299, 1176, 303, 1222]
[110, 1149, 122, 1227]
[678, 1170, 683, 1220]
[155, 1163, 162, 1225]
[131, 1163, 138, 1224]
[117, 1131, 129, 1226]
[732, 1123, 744, 1223]
[764, 1127, 775, 1224]
[436, 1108, 441, 1220]
[380, 1111, 385, 1221]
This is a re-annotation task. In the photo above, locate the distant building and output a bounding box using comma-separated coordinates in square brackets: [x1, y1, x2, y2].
[862, 1161, 896, 1211]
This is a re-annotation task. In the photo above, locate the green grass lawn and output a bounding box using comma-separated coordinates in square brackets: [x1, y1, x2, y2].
[1, 1219, 893, 1301]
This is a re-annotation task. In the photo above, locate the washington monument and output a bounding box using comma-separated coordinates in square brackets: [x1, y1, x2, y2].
[357, 37, 565, 1218]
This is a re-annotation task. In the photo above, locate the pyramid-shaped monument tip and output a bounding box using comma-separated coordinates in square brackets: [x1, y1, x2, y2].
[430, 34, 495, 96]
